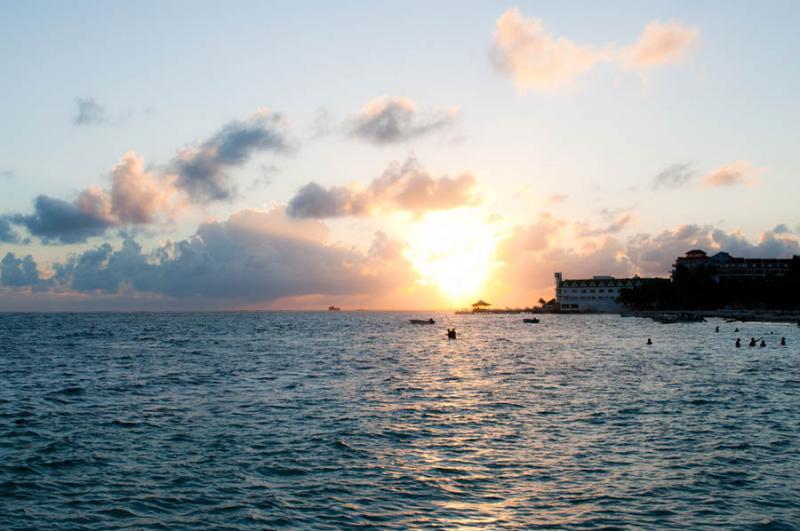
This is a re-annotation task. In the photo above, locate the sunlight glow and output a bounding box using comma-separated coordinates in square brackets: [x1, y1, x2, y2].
[402, 209, 503, 304]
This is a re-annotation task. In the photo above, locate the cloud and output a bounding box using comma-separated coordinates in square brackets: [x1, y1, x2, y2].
[171, 110, 291, 202]
[626, 224, 799, 275]
[490, 8, 612, 91]
[0, 170, 14, 179]
[4, 109, 287, 243]
[626, 224, 712, 275]
[623, 21, 699, 69]
[710, 228, 800, 259]
[702, 161, 761, 188]
[11, 191, 116, 244]
[489, 9, 699, 92]
[496, 213, 566, 260]
[286, 182, 371, 218]
[350, 96, 458, 144]
[6, 151, 177, 244]
[772, 224, 792, 235]
[494, 217, 799, 304]
[496, 224, 631, 297]
[73, 97, 108, 125]
[575, 212, 636, 238]
[110, 151, 174, 224]
[1, 253, 46, 289]
[653, 163, 695, 189]
[287, 158, 480, 218]
[15, 208, 410, 304]
[0, 217, 20, 243]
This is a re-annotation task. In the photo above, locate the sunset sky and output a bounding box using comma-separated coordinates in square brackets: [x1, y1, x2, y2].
[2, 1, 799, 310]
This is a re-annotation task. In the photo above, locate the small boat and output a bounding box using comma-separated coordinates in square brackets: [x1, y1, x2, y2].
[410, 318, 435, 325]
[523, 318, 540, 324]
[328, 306, 341, 311]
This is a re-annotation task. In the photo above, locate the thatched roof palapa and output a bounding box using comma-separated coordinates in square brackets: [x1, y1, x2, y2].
[471, 300, 491, 308]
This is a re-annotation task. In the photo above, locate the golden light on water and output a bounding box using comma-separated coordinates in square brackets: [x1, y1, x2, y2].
[402, 209, 504, 304]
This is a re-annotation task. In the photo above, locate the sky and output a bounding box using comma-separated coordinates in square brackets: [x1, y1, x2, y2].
[1, 0, 800, 311]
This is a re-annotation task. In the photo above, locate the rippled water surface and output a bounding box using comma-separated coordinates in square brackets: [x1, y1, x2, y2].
[1, 312, 799, 529]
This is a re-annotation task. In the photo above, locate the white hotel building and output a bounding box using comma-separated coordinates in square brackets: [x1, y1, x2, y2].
[554, 272, 653, 313]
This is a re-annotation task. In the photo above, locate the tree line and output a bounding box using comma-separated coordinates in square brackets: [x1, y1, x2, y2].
[619, 258, 800, 310]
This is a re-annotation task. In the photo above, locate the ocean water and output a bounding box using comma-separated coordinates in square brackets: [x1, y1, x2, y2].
[1, 312, 799, 530]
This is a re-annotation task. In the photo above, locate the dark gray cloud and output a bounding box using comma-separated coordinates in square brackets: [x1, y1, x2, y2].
[73, 97, 108, 125]
[772, 223, 791, 235]
[14, 209, 407, 303]
[710, 229, 800, 259]
[350, 96, 457, 144]
[0, 217, 20, 243]
[287, 182, 370, 218]
[627, 224, 800, 275]
[11, 192, 115, 244]
[172, 111, 291, 202]
[626, 224, 711, 275]
[287, 158, 480, 219]
[1, 253, 46, 289]
[653, 163, 695, 189]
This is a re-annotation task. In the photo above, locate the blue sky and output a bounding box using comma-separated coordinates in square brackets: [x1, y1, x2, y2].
[1, 1, 799, 309]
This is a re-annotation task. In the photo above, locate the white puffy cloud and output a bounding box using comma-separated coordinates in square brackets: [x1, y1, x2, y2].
[702, 161, 762, 188]
[623, 21, 699, 69]
[490, 8, 612, 91]
[110, 151, 175, 224]
[490, 9, 699, 92]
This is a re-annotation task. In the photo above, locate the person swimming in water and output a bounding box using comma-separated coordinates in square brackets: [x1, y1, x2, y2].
[735, 338, 741, 348]
[760, 339, 766, 348]
[749, 337, 756, 347]
[646, 338, 652, 345]
[715, 326, 719, 333]
[447, 328, 457, 340]
[735, 327, 739, 332]
[780, 337, 786, 346]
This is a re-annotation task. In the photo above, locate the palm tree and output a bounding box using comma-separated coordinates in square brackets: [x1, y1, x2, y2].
[538, 297, 546, 306]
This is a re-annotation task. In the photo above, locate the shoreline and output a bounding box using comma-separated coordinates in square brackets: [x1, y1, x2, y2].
[621, 309, 800, 324]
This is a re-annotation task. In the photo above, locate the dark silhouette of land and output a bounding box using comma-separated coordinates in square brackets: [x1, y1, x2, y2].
[620, 256, 800, 311]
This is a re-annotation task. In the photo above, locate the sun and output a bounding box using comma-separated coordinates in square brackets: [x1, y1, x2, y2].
[402, 209, 504, 304]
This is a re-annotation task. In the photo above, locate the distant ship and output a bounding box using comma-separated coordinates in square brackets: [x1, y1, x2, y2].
[328, 306, 341, 311]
